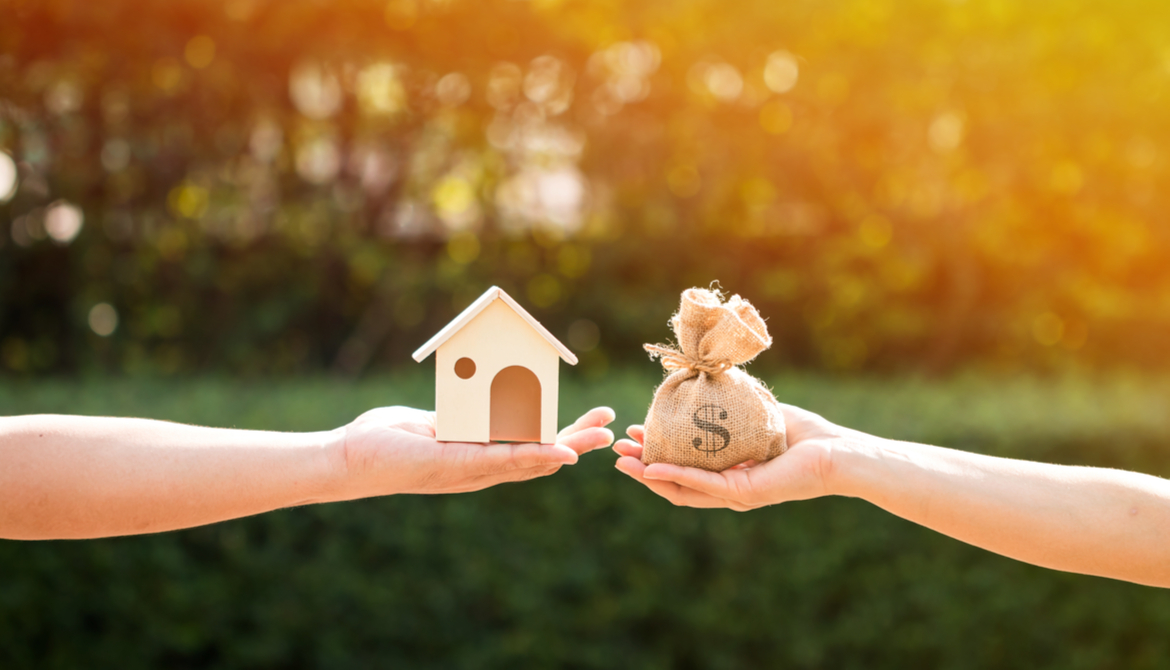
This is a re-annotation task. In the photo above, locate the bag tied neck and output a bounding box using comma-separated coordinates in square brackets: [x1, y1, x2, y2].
[643, 343, 734, 375]
[644, 288, 772, 376]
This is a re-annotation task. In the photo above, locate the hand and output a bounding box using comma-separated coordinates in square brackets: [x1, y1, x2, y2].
[335, 406, 615, 498]
[613, 403, 854, 511]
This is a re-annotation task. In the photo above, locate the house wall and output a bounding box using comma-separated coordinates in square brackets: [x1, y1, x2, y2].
[434, 299, 561, 444]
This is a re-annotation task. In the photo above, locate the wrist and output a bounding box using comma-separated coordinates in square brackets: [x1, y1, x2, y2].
[315, 426, 353, 503]
[822, 432, 886, 499]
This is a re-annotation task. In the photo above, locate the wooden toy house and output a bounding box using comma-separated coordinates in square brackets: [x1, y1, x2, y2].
[412, 286, 578, 444]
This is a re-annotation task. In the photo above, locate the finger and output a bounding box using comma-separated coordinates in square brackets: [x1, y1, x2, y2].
[358, 406, 438, 438]
[558, 425, 615, 455]
[615, 457, 739, 509]
[420, 411, 437, 438]
[560, 426, 615, 455]
[503, 463, 562, 483]
[612, 439, 643, 459]
[625, 425, 645, 444]
[436, 464, 564, 493]
[461, 441, 579, 474]
[614, 455, 654, 482]
[475, 463, 563, 487]
[558, 406, 617, 439]
[776, 402, 826, 424]
[642, 463, 751, 503]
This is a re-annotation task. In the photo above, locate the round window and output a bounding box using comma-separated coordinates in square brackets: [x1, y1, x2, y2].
[454, 357, 476, 379]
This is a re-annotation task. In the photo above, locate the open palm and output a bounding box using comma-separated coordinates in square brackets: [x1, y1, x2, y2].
[339, 405, 616, 498]
[613, 403, 847, 511]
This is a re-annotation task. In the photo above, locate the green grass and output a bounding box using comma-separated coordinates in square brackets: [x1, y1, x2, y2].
[6, 369, 1170, 461]
[3, 372, 1170, 669]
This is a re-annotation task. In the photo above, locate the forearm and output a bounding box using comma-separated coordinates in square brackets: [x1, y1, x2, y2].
[829, 436, 1170, 587]
[0, 415, 346, 540]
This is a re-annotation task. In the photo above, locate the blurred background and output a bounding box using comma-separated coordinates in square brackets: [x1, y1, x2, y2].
[4, 0, 1170, 667]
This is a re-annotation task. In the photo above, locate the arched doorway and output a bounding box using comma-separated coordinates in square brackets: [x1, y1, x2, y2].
[490, 365, 542, 442]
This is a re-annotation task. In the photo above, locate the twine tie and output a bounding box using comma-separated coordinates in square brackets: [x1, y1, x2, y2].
[644, 344, 733, 375]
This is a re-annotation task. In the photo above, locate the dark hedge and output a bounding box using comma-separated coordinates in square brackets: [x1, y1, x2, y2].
[2, 374, 1170, 668]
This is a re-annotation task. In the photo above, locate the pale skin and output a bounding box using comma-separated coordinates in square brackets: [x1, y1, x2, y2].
[0, 405, 615, 540]
[614, 404, 1170, 588]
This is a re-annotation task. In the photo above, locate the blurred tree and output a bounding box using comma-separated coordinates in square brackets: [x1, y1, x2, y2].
[2, 0, 1169, 376]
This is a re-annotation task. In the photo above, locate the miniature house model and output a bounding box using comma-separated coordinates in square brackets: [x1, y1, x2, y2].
[412, 287, 578, 444]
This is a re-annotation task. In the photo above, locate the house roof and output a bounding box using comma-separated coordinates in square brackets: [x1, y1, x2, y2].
[411, 286, 579, 365]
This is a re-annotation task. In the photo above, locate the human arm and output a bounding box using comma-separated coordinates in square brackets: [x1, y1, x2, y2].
[0, 406, 614, 540]
[613, 405, 1170, 588]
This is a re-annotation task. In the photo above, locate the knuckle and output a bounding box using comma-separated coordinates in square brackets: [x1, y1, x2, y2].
[734, 482, 756, 505]
[508, 449, 535, 471]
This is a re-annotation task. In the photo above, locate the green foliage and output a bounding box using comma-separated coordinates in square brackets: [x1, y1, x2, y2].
[3, 374, 1170, 668]
[3, 0, 1170, 376]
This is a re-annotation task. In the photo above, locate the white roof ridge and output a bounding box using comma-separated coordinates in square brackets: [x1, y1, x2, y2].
[411, 286, 579, 365]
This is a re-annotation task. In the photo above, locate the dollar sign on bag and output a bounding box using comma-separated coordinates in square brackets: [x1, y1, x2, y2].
[691, 404, 731, 455]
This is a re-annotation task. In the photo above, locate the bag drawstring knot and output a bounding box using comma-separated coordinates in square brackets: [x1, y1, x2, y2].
[644, 344, 733, 375]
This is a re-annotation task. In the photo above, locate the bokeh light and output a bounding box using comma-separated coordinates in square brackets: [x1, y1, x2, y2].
[290, 61, 342, 119]
[249, 119, 283, 163]
[1033, 313, 1064, 347]
[295, 137, 341, 184]
[45, 80, 83, 116]
[567, 318, 600, 352]
[446, 231, 480, 264]
[0, 151, 16, 203]
[690, 61, 744, 102]
[167, 183, 209, 219]
[357, 63, 406, 116]
[184, 36, 216, 69]
[88, 303, 118, 337]
[43, 202, 84, 244]
[152, 58, 184, 94]
[435, 72, 471, 106]
[588, 41, 659, 113]
[928, 112, 965, 153]
[101, 139, 131, 172]
[432, 173, 480, 231]
[527, 273, 562, 308]
[764, 50, 799, 93]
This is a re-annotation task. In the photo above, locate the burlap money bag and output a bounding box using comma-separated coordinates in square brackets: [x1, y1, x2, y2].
[642, 288, 787, 472]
